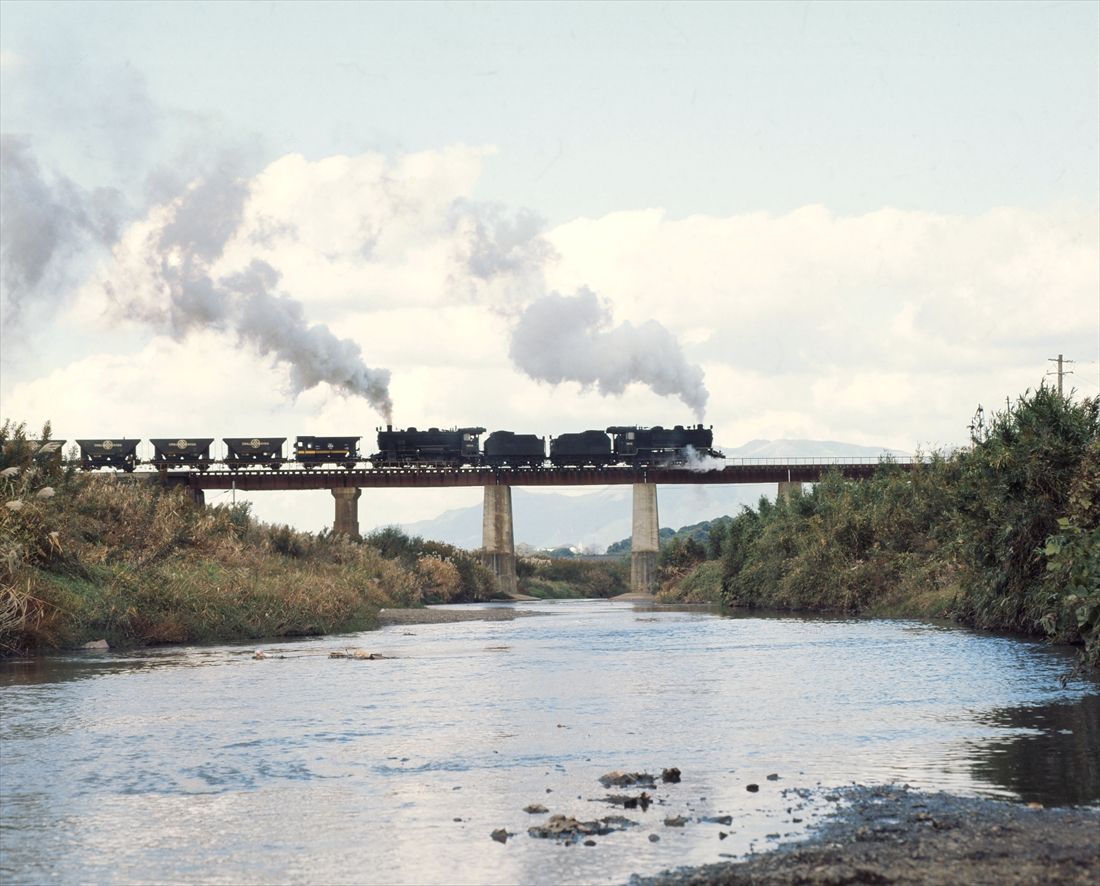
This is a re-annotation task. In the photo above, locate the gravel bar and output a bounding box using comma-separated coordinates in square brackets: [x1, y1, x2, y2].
[635, 785, 1100, 886]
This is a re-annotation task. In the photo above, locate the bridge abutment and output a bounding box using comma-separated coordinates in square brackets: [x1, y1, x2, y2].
[331, 487, 362, 539]
[482, 485, 518, 596]
[630, 483, 660, 595]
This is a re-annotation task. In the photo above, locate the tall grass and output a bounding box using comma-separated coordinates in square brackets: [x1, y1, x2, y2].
[0, 420, 497, 654]
[666, 388, 1100, 666]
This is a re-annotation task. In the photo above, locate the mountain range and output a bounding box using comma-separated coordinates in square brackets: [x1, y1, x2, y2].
[399, 439, 909, 552]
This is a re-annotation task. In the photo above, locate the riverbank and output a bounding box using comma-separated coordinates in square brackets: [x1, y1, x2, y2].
[0, 424, 500, 654]
[659, 388, 1100, 668]
[638, 785, 1100, 885]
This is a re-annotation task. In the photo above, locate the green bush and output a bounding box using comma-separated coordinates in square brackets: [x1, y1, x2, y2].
[704, 387, 1098, 666]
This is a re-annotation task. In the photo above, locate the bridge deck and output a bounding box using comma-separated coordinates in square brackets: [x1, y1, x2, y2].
[139, 461, 916, 491]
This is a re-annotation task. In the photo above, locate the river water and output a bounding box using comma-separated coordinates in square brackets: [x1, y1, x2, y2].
[1, 600, 1098, 885]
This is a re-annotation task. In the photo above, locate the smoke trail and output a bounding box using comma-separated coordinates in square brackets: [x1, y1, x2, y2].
[680, 445, 726, 473]
[508, 288, 709, 419]
[106, 161, 394, 421]
[228, 261, 393, 419]
[0, 135, 121, 321]
[451, 203, 710, 416]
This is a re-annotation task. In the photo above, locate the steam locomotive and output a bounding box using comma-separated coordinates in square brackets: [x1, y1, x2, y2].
[68, 424, 721, 472]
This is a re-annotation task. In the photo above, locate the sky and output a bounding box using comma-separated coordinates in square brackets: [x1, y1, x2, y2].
[1, 0, 1098, 535]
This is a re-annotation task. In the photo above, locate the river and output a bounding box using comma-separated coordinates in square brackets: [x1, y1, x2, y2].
[1, 600, 1097, 885]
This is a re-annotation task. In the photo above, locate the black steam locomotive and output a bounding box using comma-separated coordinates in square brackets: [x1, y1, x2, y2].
[71, 423, 721, 472]
[373, 426, 484, 468]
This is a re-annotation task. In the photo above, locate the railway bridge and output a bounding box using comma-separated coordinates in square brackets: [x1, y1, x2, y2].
[158, 459, 914, 596]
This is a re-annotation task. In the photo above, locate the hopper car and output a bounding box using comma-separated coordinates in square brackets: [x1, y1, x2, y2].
[76, 439, 140, 472]
[151, 438, 215, 471]
[224, 437, 286, 470]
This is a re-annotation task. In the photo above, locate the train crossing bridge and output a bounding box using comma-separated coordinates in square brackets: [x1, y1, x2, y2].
[155, 458, 915, 597]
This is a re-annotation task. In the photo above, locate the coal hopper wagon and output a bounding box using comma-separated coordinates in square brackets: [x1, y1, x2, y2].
[150, 438, 215, 471]
[224, 437, 286, 470]
[76, 439, 141, 472]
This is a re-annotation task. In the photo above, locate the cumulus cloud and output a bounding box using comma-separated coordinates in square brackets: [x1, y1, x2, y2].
[545, 206, 1099, 375]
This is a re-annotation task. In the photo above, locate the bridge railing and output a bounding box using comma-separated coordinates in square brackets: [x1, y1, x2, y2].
[717, 455, 921, 466]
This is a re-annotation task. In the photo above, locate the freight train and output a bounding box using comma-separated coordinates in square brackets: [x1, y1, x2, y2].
[58, 424, 721, 472]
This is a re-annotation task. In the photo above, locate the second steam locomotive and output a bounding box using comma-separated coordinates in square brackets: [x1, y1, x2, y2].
[74, 424, 722, 472]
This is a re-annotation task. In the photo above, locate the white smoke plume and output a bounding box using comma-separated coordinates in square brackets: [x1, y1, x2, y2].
[0, 134, 122, 322]
[508, 288, 709, 419]
[105, 161, 394, 422]
[452, 203, 710, 416]
[680, 445, 726, 473]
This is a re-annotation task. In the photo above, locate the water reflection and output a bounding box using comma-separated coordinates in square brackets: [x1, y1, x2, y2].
[970, 693, 1100, 806]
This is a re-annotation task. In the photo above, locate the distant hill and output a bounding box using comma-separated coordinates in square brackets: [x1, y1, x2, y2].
[399, 438, 906, 552]
[607, 516, 733, 554]
[721, 439, 911, 458]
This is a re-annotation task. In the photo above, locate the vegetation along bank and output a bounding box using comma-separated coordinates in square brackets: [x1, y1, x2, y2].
[0, 421, 501, 655]
[655, 387, 1099, 667]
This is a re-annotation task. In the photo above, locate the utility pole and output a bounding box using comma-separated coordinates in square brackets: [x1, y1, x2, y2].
[1047, 354, 1074, 397]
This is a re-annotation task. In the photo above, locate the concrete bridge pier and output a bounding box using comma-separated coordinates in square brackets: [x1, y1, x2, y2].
[482, 485, 518, 596]
[332, 487, 362, 539]
[631, 483, 660, 596]
[188, 488, 205, 507]
[778, 479, 802, 502]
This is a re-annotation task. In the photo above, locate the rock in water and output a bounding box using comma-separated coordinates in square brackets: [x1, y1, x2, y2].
[528, 814, 637, 842]
[490, 829, 510, 843]
[81, 639, 109, 650]
[598, 771, 657, 788]
[524, 804, 549, 814]
[746, 783, 760, 792]
[661, 767, 682, 783]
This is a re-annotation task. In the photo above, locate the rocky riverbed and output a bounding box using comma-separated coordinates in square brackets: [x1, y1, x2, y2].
[634, 785, 1100, 885]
